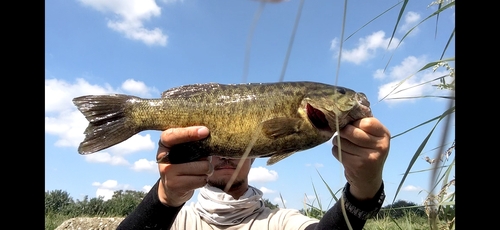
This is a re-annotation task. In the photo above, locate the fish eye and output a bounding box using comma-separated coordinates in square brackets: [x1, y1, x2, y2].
[337, 88, 346, 94]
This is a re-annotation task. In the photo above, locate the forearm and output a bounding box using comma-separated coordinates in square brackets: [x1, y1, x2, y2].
[310, 182, 385, 230]
[117, 179, 183, 230]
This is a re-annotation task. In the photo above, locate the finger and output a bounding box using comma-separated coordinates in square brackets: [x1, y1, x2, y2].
[161, 126, 210, 148]
[168, 175, 209, 190]
[334, 125, 373, 148]
[157, 126, 210, 162]
[332, 147, 382, 172]
[201, 156, 214, 176]
[331, 144, 363, 162]
[160, 174, 207, 207]
[157, 143, 170, 163]
[160, 158, 213, 176]
[194, 156, 214, 176]
[344, 117, 390, 138]
[336, 124, 387, 150]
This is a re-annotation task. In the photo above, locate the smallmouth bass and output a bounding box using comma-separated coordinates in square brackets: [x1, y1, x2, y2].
[73, 81, 372, 165]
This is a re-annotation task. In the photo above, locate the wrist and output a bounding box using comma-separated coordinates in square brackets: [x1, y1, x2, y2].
[349, 179, 382, 200]
[342, 181, 385, 220]
[157, 181, 182, 207]
[157, 181, 191, 207]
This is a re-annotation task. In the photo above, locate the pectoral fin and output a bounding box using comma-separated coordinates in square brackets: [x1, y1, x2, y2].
[261, 117, 304, 139]
[267, 151, 297, 165]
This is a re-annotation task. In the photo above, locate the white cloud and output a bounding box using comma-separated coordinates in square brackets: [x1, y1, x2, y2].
[402, 185, 423, 192]
[375, 55, 453, 104]
[315, 163, 324, 168]
[332, 31, 400, 65]
[399, 11, 421, 35]
[45, 78, 117, 148]
[121, 79, 158, 97]
[373, 69, 386, 80]
[78, 0, 168, 46]
[108, 134, 156, 155]
[45, 110, 88, 147]
[131, 158, 157, 172]
[95, 188, 115, 201]
[45, 78, 159, 164]
[376, 55, 426, 81]
[101, 179, 119, 189]
[92, 179, 131, 200]
[249, 166, 279, 182]
[330, 37, 339, 50]
[142, 185, 153, 193]
[305, 163, 324, 168]
[45, 78, 115, 113]
[260, 187, 276, 194]
[84, 152, 129, 166]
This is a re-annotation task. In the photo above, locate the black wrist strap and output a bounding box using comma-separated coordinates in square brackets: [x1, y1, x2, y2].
[342, 182, 385, 220]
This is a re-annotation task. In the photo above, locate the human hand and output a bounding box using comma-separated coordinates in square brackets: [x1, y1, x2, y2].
[156, 126, 213, 207]
[332, 117, 390, 200]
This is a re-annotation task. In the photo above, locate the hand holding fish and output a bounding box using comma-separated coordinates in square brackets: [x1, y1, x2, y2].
[332, 117, 390, 201]
[119, 118, 390, 229]
[156, 126, 213, 207]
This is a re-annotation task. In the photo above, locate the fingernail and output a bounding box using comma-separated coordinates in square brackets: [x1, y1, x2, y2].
[208, 156, 212, 163]
[207, 163, 214, 176]
[198, 127, 209, 137]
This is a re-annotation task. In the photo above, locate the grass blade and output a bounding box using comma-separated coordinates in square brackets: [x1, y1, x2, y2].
[386, 0, 409, 50]
[278, 0, 305, 82]
[379, 57, 455, 102]
[316, 168, 340, 202]
[440, 28, 455, 60]
[345, 1, 402, 41]
[392, 105, 454, 203]
[383, 1, 454, 71]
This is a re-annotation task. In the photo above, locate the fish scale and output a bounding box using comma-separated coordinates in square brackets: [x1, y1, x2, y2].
[73, 81, 372, 165]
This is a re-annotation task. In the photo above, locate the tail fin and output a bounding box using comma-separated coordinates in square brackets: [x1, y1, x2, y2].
[73, 94, 140, 155]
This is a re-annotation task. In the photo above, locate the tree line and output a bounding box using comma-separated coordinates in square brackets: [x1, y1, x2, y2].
[46, 189, 448, 220]
[45, 189, 147, 217]
[45, 189, 281, 218]
[298, 199, 453, 220]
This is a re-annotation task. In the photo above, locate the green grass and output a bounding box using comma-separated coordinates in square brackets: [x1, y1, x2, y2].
[365, 214, 454, 230]
[45, 213, 71, 230]
[365, 213, 429, 230]
[46, 212, 439, 230]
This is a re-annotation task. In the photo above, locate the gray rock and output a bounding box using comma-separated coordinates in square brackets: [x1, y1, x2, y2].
[55, 217, 125, 230]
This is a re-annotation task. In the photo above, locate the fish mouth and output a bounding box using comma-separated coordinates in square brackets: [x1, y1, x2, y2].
[354, 92, 373, 117]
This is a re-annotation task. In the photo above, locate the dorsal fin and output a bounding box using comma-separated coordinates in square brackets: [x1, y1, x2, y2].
[161, 83, 222, 98]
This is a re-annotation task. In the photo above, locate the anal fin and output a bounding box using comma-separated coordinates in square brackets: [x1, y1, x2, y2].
[267, 151, 297, 165]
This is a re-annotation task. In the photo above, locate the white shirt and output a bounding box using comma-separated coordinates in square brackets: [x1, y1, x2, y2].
[171, 204, 319, 230]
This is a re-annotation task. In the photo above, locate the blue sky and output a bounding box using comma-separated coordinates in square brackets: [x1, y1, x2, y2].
[45, 0, 455, 210]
